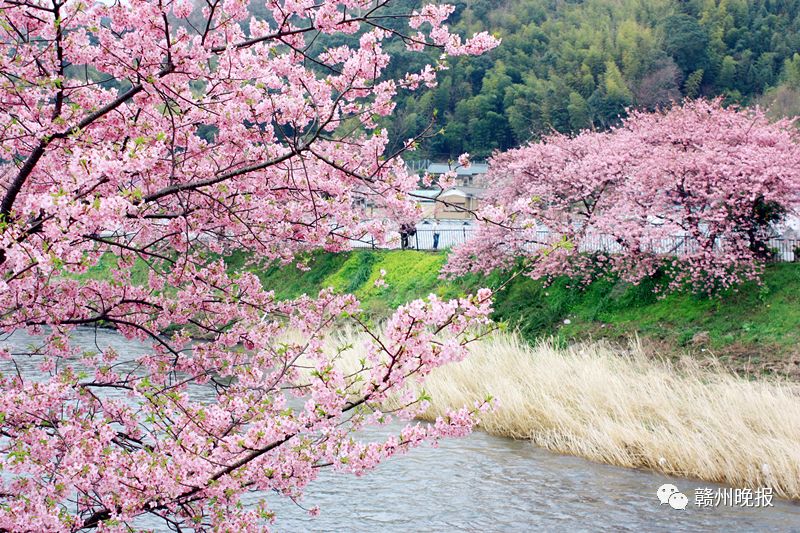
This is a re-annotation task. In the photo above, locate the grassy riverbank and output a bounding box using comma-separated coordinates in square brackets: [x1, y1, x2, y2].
[324, 330, 800, 500]
[83, 250, 800, 496]
[81, 249, 799, 375]
[229, 250, 800, 377]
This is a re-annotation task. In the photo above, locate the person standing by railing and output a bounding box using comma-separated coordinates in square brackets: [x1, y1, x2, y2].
[433, 220, 441, 250]
[400, 224, 409, 250]
[400, 222, 416, 250]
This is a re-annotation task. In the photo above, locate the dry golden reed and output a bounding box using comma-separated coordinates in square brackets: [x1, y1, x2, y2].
[324, 329, 800, 500]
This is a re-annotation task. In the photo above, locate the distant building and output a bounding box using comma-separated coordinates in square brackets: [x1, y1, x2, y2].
[355, 161, 490, 221]
[410, 162, 489, 220]
[410, 186, 487, 221]
[423, 162, 489, 188]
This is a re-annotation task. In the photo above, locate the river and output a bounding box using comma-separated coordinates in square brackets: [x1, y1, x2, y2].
[2, 328, 799, 532]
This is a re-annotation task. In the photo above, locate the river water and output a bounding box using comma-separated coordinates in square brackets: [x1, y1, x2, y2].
[2, 328, 800, 532]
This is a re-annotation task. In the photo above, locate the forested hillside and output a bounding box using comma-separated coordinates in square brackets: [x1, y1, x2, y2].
[388, 0, 800, 159]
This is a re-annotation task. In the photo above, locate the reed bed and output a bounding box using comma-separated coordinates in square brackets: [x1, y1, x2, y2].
[324, 330, 800, 499]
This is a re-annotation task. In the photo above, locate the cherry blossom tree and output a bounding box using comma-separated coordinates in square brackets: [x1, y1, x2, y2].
[445, 100, 800, 293]
[0, 1, 498, 530]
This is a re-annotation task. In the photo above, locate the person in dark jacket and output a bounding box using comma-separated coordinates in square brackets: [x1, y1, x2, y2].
[400, 222, 416, 249]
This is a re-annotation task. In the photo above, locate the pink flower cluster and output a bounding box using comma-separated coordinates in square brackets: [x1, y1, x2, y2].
[445, 100, 800, 293]
[0, 1, 497, 530]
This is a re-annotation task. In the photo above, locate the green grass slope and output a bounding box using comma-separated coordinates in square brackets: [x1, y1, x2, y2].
[232, 250, 799, 373]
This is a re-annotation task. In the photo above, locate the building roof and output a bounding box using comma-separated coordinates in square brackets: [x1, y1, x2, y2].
[426, 163, 489, 176]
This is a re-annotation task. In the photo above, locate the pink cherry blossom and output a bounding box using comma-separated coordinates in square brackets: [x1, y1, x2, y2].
[0, 1, 497, 530]
[445, 100, 800, 294]
[437, 170, 458, 190]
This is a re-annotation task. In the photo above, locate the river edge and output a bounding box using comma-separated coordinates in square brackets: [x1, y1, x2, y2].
[318, 329, 800, 501]
[7, 324, 800, 506]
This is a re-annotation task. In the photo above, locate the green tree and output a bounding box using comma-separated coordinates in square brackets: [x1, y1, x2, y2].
[662, 14, 710, 76]
[684, 69, 705, 99]
[717, 55, 738, 90]
[567, 91, 592, 131]
[782, 53, 800, 90]
[589, 61, 633, 127]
